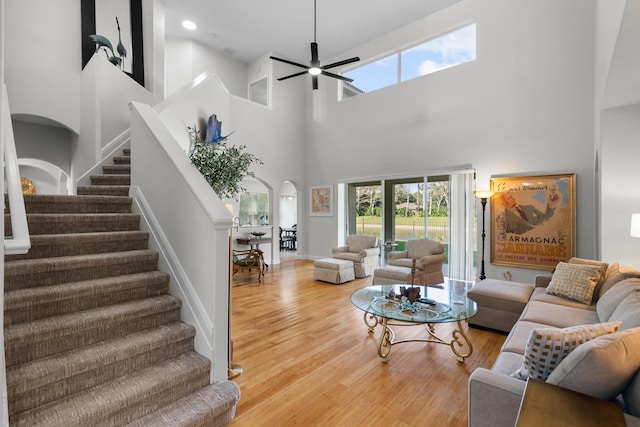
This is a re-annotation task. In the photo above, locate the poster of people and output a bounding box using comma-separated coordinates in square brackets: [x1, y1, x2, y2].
[490, 174, 576, 270]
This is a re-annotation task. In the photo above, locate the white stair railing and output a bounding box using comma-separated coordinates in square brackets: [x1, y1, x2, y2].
[3, 84, 30, 255]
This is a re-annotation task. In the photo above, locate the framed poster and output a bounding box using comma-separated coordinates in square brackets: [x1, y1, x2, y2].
[490, 173, 576, 271]
[310, 186, 333, 216]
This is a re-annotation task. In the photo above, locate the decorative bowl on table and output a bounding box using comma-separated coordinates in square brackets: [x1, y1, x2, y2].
[251, 231, 266, 237]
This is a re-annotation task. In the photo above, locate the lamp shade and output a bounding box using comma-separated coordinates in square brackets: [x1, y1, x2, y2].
[474, 190, 494, 199]
[631, 213, 640, 238]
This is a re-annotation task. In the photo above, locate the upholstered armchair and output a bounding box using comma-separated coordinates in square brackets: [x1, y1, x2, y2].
[387, 238, 446, 285]
[331, 235, 379, 278]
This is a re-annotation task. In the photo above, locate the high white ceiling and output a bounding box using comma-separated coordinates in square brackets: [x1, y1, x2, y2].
[163, 0, 462, 64]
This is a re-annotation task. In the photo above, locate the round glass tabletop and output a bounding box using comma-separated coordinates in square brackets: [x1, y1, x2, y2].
[351, 284, 477, 324]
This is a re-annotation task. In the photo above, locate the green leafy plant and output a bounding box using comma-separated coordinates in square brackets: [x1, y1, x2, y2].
[90, 17, 127, 69]
[188, 125, 262, 200]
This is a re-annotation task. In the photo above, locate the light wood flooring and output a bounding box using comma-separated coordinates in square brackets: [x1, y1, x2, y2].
[229, 257, 506, 427]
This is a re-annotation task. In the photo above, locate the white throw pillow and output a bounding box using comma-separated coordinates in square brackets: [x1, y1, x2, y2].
[545, 262, 603, 304]
[510, 322, 622, 381]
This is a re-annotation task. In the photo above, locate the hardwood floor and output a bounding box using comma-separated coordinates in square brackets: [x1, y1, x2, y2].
[229, 258, 506, 426]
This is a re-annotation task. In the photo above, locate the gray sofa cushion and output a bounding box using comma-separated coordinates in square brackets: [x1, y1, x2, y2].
[596, 278, 640, 322]
[501, 320, 550, 355]
[609, 290, 640, 330]
[519, 300, 600, 328]
[623, 370, 640, 417]
[529, 287, 596, 310]
[600, 263, 640, 298]
[547, 327, 640, 400]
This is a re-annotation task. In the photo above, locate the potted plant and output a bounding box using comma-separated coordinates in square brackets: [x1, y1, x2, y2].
[188, 114, 262, 200]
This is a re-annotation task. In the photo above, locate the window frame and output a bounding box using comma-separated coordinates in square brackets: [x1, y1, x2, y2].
[339, 23, 476, 99]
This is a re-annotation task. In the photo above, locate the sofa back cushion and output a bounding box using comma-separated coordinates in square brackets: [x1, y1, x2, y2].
[546, 327, 640, 401]
[609, 289, 640, 330]
[596, 278, 640, 322]
[545, 262, 603, 304]
[346, 235, 378, 253]
[599, 263, 640, 299]
[623, 369, 640, 417]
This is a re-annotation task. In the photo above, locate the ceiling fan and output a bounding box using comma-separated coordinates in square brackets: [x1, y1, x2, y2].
[270, 0, 360, 90]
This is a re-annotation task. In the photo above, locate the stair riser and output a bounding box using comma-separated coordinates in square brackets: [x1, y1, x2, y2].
[5, 233, 150, 261]
[5, 306, 182, 367]
[90, 175, 131, 185]
[102, 165, 131, 174]
[114, 156, 131, 165]
[5, 276, 169, 326]
[5, 214, 141, 235]
[9, 337, 194, 416]
[77, 186, 130, 196]
[4, 255, 159, 291]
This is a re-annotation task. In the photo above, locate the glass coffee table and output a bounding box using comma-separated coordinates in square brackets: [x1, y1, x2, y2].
[350, 284, 478, 363]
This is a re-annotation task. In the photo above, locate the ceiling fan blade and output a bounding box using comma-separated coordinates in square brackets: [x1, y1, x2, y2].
[310, 42, 319, 66]
[321, 70, 354, 83]
[270, 56, 310, 70]
[277, 70, 309, 81]
[312, 75, 318, 90]
[322, 57, 360, 70]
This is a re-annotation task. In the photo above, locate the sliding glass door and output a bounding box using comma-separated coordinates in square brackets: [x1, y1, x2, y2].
[346, 170, 475, 281]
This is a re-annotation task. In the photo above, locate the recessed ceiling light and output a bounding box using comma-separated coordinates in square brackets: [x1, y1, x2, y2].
[182, 20, 197, 31]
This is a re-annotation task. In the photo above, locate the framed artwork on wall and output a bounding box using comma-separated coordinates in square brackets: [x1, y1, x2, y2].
[490, 173, 576, 271]
[81, 0, 145, 87]
[310, 186, 333, 216]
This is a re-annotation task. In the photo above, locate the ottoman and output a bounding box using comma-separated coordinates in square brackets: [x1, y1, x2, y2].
[313, 258, 355, 284]
[372, 266, 413, 285]
[466, 279, 535, 332]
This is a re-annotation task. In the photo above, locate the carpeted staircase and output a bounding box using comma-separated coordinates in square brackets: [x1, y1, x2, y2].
[3, 148, 240, 426]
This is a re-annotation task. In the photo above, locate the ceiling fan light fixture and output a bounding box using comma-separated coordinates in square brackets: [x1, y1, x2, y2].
[270, 0, 359, 90]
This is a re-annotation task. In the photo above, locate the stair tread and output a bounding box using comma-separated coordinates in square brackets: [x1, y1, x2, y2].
[5, 270, 169, 311]
[6, 322, 195, 391]
[16, 230, 148, 244]
[124, 382, 241, 427]
[9, 352, 209, 427]
[4, 294, 181, 342]
[4, 249, 158, 274]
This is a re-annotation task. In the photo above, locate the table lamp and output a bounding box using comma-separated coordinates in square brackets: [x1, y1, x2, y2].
[631, 213, 640, 238]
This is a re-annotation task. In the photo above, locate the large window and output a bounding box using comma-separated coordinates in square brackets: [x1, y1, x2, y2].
[341, 24, 476, 98]
[345, 171, 475, 281]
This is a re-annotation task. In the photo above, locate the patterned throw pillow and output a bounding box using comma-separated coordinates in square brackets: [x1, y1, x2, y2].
[511, 322, 622, 381]
[545, 262, 603, 304]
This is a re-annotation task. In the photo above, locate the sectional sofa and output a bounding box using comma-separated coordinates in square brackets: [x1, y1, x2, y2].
[467, 258, 640, 427]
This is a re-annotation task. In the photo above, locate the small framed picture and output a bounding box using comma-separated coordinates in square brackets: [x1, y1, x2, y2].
[310, 185, 333, 216]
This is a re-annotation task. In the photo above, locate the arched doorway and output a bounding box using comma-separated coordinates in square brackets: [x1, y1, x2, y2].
[278, 181, 298, 258]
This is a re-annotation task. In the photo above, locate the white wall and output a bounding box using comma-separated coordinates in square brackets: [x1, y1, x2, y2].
[304, 0, 597, 283]
[598, 0, 640, 270]
[4, 0, 82, 133]
[600, 104, 640, 269]
[13, 120, 72, 173]
[165, 38, 248, 98]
